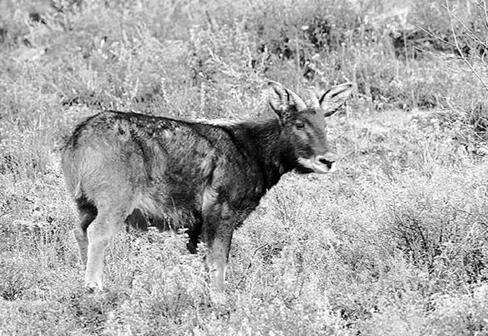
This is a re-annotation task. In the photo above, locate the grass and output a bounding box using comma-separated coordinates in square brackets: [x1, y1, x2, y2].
[1, 0, 488, 335]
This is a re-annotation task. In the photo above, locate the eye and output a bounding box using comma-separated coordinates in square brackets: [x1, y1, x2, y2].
[295, 121, 305, 129]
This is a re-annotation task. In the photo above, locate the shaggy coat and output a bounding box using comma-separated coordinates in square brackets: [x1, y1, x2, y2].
[61, 81, 353, 290]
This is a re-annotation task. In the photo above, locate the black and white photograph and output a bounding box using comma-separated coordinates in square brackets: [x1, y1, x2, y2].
[1, 0, 488, 335]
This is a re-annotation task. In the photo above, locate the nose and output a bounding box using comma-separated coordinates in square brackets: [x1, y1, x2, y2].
[316, 154, 336, 169]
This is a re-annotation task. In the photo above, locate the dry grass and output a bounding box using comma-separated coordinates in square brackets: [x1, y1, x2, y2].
[1, 0, 488, 335]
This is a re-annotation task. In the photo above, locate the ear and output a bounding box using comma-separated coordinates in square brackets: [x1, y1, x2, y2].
[319, 83, 354, 117]
[267, 81, 307, 120]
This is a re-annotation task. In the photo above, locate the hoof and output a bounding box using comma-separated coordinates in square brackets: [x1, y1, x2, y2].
[85, 286, 96, 294]
[85, 281, 102, 294]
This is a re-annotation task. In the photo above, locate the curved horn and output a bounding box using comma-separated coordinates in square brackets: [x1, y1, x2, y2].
[319, 83, 354, 117]
[267, 81, 307, 113]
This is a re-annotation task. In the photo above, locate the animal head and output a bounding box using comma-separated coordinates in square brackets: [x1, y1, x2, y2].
[267, 81, 353, 174]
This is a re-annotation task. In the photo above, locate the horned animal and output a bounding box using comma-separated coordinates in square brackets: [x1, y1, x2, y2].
[61, 81, 353, 291]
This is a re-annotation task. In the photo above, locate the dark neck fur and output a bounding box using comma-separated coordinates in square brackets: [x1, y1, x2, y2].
[232, 118, 296, 189]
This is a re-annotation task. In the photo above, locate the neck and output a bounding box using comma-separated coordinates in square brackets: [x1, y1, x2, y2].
[235, 118, 296, 189]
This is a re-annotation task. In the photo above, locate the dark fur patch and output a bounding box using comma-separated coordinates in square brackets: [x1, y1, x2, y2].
[75, 194, 98, 231]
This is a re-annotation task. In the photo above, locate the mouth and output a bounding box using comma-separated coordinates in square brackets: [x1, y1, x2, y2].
[297, 157, 334, 174]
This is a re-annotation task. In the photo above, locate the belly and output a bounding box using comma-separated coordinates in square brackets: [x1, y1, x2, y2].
[127, 191, 199, 231]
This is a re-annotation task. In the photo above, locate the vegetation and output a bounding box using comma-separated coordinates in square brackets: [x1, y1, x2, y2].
[1, 0, 488, 334]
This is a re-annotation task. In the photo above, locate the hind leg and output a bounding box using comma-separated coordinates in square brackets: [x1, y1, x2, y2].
[74, 200, 97, 269]
[74, 216, 93, 269]
[85, 205, 127, 291]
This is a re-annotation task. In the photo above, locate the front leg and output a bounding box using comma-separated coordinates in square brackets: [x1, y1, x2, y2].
[205, 222, 233, 290]
[202, 189, 235, 290]
[186, 212, 203, 254]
